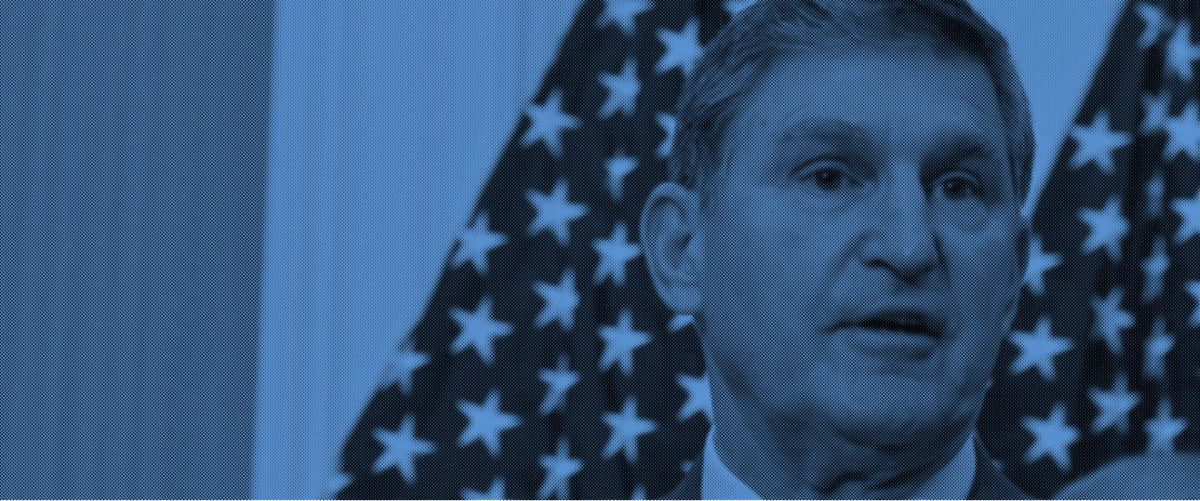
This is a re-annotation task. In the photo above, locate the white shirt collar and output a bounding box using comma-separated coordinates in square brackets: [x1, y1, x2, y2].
[701, 429, 978, 499]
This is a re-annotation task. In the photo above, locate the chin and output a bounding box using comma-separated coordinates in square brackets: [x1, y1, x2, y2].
[823, 380, 981, 450]
[833, 407, 956, 449]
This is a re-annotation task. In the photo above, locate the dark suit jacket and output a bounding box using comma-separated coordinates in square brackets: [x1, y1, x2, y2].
[663, 438, 1031, 499]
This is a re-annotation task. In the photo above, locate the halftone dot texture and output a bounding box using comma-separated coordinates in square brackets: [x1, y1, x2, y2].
[981, 0, 1200, 498]
[337, 0, 721, 498]
[338, 0, 1200, 498]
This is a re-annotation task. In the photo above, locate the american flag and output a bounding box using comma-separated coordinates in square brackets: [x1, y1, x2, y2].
[978, 0, 1200, 497]
[335, 0, 1200, 499]
[335, 0, 727, 498]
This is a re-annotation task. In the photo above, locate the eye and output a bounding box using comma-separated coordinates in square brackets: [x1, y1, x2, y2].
[811, 169, 849, 191]
[934, 172, 983, 201]
[792, 158, 861, 195]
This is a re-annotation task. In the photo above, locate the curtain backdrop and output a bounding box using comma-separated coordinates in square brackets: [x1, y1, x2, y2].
[0, 1, 272, 498]
[253, 1, 580, 498]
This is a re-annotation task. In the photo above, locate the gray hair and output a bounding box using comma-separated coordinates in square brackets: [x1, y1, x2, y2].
[669, 0, 1034, 204]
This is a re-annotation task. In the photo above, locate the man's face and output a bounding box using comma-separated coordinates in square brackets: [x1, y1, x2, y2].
[697, 44, 1024, 448]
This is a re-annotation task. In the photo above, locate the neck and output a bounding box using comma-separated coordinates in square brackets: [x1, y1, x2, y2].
[709, 374, 974, 499]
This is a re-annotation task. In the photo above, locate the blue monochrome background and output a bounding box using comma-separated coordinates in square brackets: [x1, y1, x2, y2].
[2, 0, 1197, 498]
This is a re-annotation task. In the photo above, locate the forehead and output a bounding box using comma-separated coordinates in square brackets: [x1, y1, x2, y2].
[722, 43, 1005, 158]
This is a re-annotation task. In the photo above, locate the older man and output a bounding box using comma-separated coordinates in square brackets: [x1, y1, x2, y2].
[640, 0, 1033, 498]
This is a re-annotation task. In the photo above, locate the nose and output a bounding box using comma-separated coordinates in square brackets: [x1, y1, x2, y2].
[859, 175, 939, 283]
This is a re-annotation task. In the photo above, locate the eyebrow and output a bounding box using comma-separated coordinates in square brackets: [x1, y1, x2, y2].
[942, 135, 1000, 160]
[779, 118, 871, 143]
[781, 118, 1000, 155]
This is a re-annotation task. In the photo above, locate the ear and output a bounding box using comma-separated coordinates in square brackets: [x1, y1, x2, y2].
[639, 182, 704, 314]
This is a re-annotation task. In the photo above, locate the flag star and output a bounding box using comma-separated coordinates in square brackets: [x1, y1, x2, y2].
[538, 437, 583, 499]
[1091, 287, 1134, 355]
[681, 460, 695, 474]
[1143, 317, 1174, 381]
[1078, 195, 1128, 262]
[1009, 316, 1073, 381]
[1088, 373, 1140, 434]
[602, 396, 659, 463]
[1142, 236, 1170, 302]
[1145, 399, 1188, 455]
[521, 88, 581, 158]
[1166, 20, 1200, 82]
[372, 415, 436, 484]
[676, 372, 711, 422]
[450, 296, 513, 365]
[1024, 235, 1062, 296]
[595, 0, 652, 37]
[325, 472, 351, 498]
[1162, 100, 1200, 162]
[452, 212, 508, 275]
[724, 0, 757, 16]
[457, 389, 521, 457]
[656, 18, 702, 77]
[534, 269, 580, 330]
[1142, 90, 1170, 135]
[1145, 169, 1165, 218]
[1068, 110, 1131, 174]
[1021, 403, 1080, 472]
[593, 222, 641, 286]
[526, 180, 588, 246]
[598, 57, 641, 119]
[656, 112, 677, 159]
[1135, 2, 1170, 49]
[631, 484, 648, 500]
[385, 341, 429, 394]
[538, 354, 580, 415]
[461, 476, 506, 500]
[1187, 281, 1200, 328]
[598, 308, 651, 375]
[603, 152, 638, 200]
[1172, 186, 1200, 244]
[669, 313, 695, 332]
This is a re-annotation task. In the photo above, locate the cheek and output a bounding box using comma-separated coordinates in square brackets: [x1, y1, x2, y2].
[704, 224, 785, 316]
[700, 216, 761, 327]
[947, 211, 1022, 291]
[701, 204, 826, 333]
[944, 223, 1022, 355]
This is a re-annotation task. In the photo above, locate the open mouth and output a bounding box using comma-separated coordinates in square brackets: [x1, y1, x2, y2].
[855, 314, 939, 338]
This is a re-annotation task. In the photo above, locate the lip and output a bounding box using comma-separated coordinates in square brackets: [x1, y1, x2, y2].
[835, 307, 946, 358]
[844, 307, 946, 335]
[838, 324, 939, 359]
